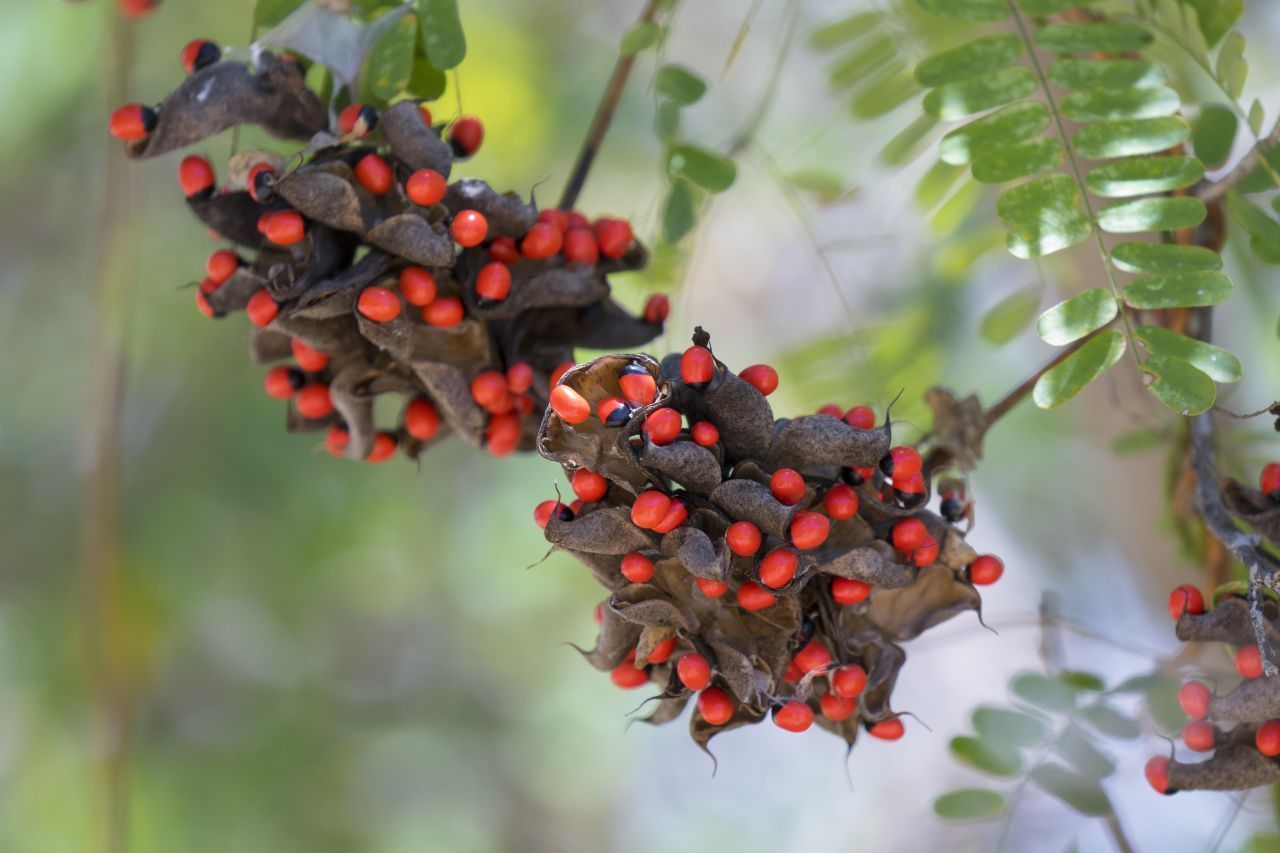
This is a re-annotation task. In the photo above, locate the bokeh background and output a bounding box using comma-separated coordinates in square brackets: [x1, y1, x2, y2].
[8, 0, 1280, 850]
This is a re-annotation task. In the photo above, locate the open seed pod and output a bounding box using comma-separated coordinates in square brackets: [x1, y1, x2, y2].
[535, 328, 997, 753]
[111, 49, 666, 462]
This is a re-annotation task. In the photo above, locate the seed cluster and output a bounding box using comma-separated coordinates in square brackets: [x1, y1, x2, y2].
[535, 329, 1003, 750]
[109, 46, 665, 462]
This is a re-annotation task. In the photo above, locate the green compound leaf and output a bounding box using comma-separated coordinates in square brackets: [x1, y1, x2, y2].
[809, 11, 883, 51]
[419, 0, 465, 71]
[1073, 116, 1190, 159]
[1035, 22, 1152, 54]
[1033, 330, 1126, 409]
[1225, 191, 1280, 263]
[1110, 242, 1221, 274]
[980, 283, 1042, 345]
[950, 735, 1023, 777]
[918, 0, 1008, 20]
[620, 21, 661, 55]
[915, 33, 1022, 88]
[972, 137, 1062, 183]
[362, 12, 418, 105]
[1143, 354, 1217, 415]
[656, 64, 707, 106]
[1030, 764, 1114, 816]
[1186, 0, 1242, 47]
[1216, 33, 1247, 99]
[1048, 58, 1164, 90]
[1136, 326, 1242, 383]
[1193, 105, 1239, 168]
[1011, 672, 1077, 712]
[1061, 86, 1180, 122]
[934, 789, 1005, 821]
[940, 102, 1049, 165]
[1085, 157, 1203, 198]
[972, 706, 1050, 747]
[923, 66, 1037, 120]
[1096, 196, 1206, 233]
[1123, 271, 1232, 309]
[997, 173, 1091, 259]
[1037, 288, 1117, 346]
[668, 144, 736, 193]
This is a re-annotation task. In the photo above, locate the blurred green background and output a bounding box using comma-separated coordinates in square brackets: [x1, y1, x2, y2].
[9, 0, 1280, 850]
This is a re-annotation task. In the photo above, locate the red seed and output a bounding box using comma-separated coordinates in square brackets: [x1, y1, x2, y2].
[647, 636, 678, 664]
[784, 660, 804, 683]
[247, 163, 277, 202]
[178, 155, 215, 197]
[418, 104, 433, 126]
[537, 209, 568, 232]
[195, 290, 216, 318]
[823, 484, 859, 520]
[118, 0, 157, 19]
[263, 210, 305, 245]
[620, 552, 655, 583]
[651, 499, 688, 534]
[893, 473, 925, 495]
[681, 346, 715, 386]
[793, 640, 831, 673]
[1178, 681, 1211, 721]
[325, 425, 349, 458]
[506, 362, 534, 394]
[698, 688, 734, 725]
[691, 421, 719, 446]
[644, 293, 670, 325]
[1168, 584, 1205, 620]
[593, 603, 603, 625]
[773, 701, 813, 733]
[337, 103, 377, 136]
[566, 211, 590, 230]
[572, 469, 608, 503]
[533, 500, 572, 529]
[1237, 645, 1264, 679]
[914, 536, 939, 567]
[449, 115, 484, 157]
[884, 446, 922, 479]
[475, 262, 512, 301]
[289, 339, 329, 373]
[597, 397, 632, 427]
[1182, 721, 1215, 752]
[645, 407, 682, 445]
[551, 362, 575, 387]
[470, 370, 508, 408]
[405, 169, 447, 206]
[1257, 720, 1280, 756]
[790, 512, 830, 550]
[696, 578, 729, 598]
[737, 581, 776, 611]
[353, 153, 392, 194]
[366, 432, 398, 463]
[488, 236, 519, 264]
[843, 406, 875, 430]
[831, 577, 871, 606]
[739, 364, 779, 396]
[206, 249, 239, 285]
[968, 554, 1004, 585]
[486, 413, 521, 456]
[108, 104, 155, 141]
[619, 366, 657, 406]
[550, 385, 591, 424]
[1262, 462, 1280, 497]
[451, 210, 488, 247]
[422, 297, 464, 327]
[677, 654, 711, 691]
[399, 266, 438, 306]
[869, 717, 904, 741]
[404, 398, 440, 440]
[245, 290, 279, 327]
[817, 404, 842, 417]
[610, 660, 648, 689]
[595, 218, 633, 259]
[1144, 756, 1170, 794]
[727, 522, 762, 557]
[563, 228, 599, 264]
[357, 286, 401, 323]
[521, 222, 563, 259]
[295, 383, 333, 419]
[769, 468, 806, 506]
[631, 491, 672, 529]
[263, 366, 302, 400]
[820, 693, 857, 722]
[891, 519, 928, 554]
[832, 664, 868, 699]
[759, 548, 798, 589]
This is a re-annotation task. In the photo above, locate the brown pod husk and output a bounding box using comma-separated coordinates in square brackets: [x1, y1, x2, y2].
[1223, 479, 1280, 546]
[1207, 677, 1280, 723]
[1166, 726, 1280, 791]
[379, 100, 454, 177]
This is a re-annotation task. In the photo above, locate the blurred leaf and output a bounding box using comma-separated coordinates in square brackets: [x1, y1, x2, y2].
[1012, 672, 1077, 712]
[880, 113, 940, 166]
[1049, 58, 1164, 90]
[1082, 703, 1142, 740]
[787, 169, 848, 202]
[1122, 271, 1232, 309]
[1086, 157, 1203, 198]
[662, 179, 697, 243]
[941, 102, 1049, 166]
[918, 0, 1008, 20]
[997, 174, 1090, 259]
[1097, 197, 1206, 233]
[1142, 354, 1217, 415]
[973, 705, 1050, 747]
[256, 0, 306, 27]
[914, 34, 1022, 88]
[1110, 242, 1221, 274]
[1111, 428, 1166, 454]
[407, 56, 446, 100]
[923, 67, 1036, 120]
[980, 283, 1041, 345]
[851, 70, 920, 119]
[1136, 326, 1242, 383]
[1061, 86, 1179, 122]
[668, 145, 736, 193]
[1055, 726, 1117, 779]
[1242, 833, 1280, 853]
[810, 11, 883, 51]
[916, 161, 966, 210]
[934, 788, 1005, 821]
[419, 0, 465, 70]
[656, 65, 706, 106]
[1035, 22, 1152, 54]
[1185, 0, 1242, 47]
[1029, 764, 1113, 815]
[950, 735, 1023, 777]
[930, 177, 982, 235]
[1060, 671, 1106, 692]
[1193, 105, 1239, 168]
[1226, 191, 1280, 262]
[828, 35, 897, 92]
[361, 13, 418, 105]
[1032, 331, 1126, 409]
[972, 138, 1062, 184]
[1073, 117, 1190, 159]
[1037, 289, 1117, 347]
[1143, 674, 1186, 733]
[620, 21, 661, 55]
[1019, 0, 1085, 12]
[1250, 99, 1266, 136]
[655, 100, 681, 142]
[1216, 33, 1247, 99]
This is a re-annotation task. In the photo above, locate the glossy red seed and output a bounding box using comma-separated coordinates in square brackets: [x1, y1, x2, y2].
[759, 548, 798, 589]
[206, 249, 238, 285]
[739, 364, 779, 396]
[537, 209, 568, 232]
[551, 362, 575, 387]
[620, 552, 655, 583]
[337, 103, 375, 136]
[398, 266, 437, 306]
[691, 421, 719, 447]
[647, 636, 677, 664]
[832, 577, 872, 606]
[247, 163, 277, 202]
[294, 383, 333, 419]
[619, 369, 657, 406]
[505, 362, 533, 394]
[784, 660, 804, 683]
[404, 398, 440, 440]
[118, 0, 157, 19]
[449, 116, 484, 156]
[108, 104, 153, 140]
[533, 500, 572, 529]
[645, 407, 682, 445]
[726, 521, 762, 557]
[422, 297, 464, 327]
[870, 717, 904, 741]
[1262, 462, 1280, 496]
[352, 154, 391, 195]
[357, 286, 401, 323]
[418, 104, 433, 126]
[769, 468, 806, 506]
[820, 693, 857, 722]
[651, 499, 688, 534]
[263, 366, 301, 400]
[773, 701, 813, 733]
[596, 397, 630, 427]
[550, 385, 591, 424]
[195, 290, 216, 318]
[793, 640, 831, 673]
[475, 262, 512, 301]
[263, 210, 305, 245]
[366, 432, 398, 463]
[521, 223, 563, 259]
[566, 211, 590, 230]
[832, 664, 868, 699]
[572, 469, 608, 503]
[406, 169, 447, 206]
[290, 339, 328, 373]
[885, 446, 922, 479]
[178, 155, 215, 197]
[644, 293, 670, 325]
[610, 661, 648, 689]
[681, 346, 715, 386]
[563, 228, 599, 264]
[817, 404, 842, 417]
[180, 41, 219, 76]
[1238, 645, 1264, 679]
[1178, 681, 1211, 721]
[1258, 720, 1280, 756]
[470, 371, 507, 408]
[891, 519, 928, 554]
[486, 413, 521, 456]
[245, 290, 279, 327]
[894, 473, 925, 495]
[843, 406, 875, 430]
[677, 654, 711, 691]
[488, 235, 519, 264]
[914, 536, 939, 567]
[737, 581, 776, 611]
[325, 426, 349, 457]
[790, 512, 830, 550]
[968, 555, 1004, 585]
[1182, 721, 1215, 752]
[698, 688, 734, 725]
[595, 218, 633, 259]
[451, 210, 488, 247]
[823, 484, 859, 520]
[1168, 584, 1205, 620]
[696, 578, 729, 598]
[631, 491, 673, 529]
[1144, 756, 1170, 793]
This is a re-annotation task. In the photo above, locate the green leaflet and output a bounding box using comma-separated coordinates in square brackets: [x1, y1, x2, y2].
[1012, 672, 1078, 711]
[662, 178, 697, 242]
[1143, 354, 1217, 415]
[1030, 764, 1113, 816]
[880, 114, 940, 166]
[1136, 326, 1242, 383]
[1036, 288, 1117, 346]
[934, 789, 1005, 821]
[997, 174, 1091, 258]
[1060, 86, 1180, 122]
[1048, 58, 1164, 90]
[1225, 191, 1280, 262]
[1073, 116, 1190, 159]
[939, 102, 1049, 165]
[809, 11, 883, 51]
[668, 144, 736, 193]
[972, 706, 1049, 747]
[916, 161, 966, 210]
[1035, 22, 1152, 54]
[419, 0, 466, 70]
[1184, 0, 1243, 47]
[851, 70, 920, 119]
[1192, 105, 1239, 168]
[656, 64, 706, 106]
[828, 35, 897, 91]
[1122, 271, 1232, 309]
[1032, 330, 1126, 409]
[1018, 0, 1085, 12]
[1085, 157, 1203, 198]
[971, 137, 1062, 183]
[1096, 196, 1206, 233]
[1216, 33, 1247, 99]
[980, 283, 1041, 345]
[915, 33, 1022, 88]
[620, 22, 661, 55]
[361, 13, 418, 105]
[1250, 99, 1266, 135]
[923, 66, 1036, 120]
[917, 0, 1008, 20]
[950, 736, 1023, 777]
[1055, 727, 1117, 780]
[1082, 704, 1142, 739]
[1110, 243, 1221, 274]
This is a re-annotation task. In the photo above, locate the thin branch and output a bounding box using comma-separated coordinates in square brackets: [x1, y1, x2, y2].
[557, 0, 662, 210]
[980, 332, 1097, 435]
[1198, 116, 1280, 203]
